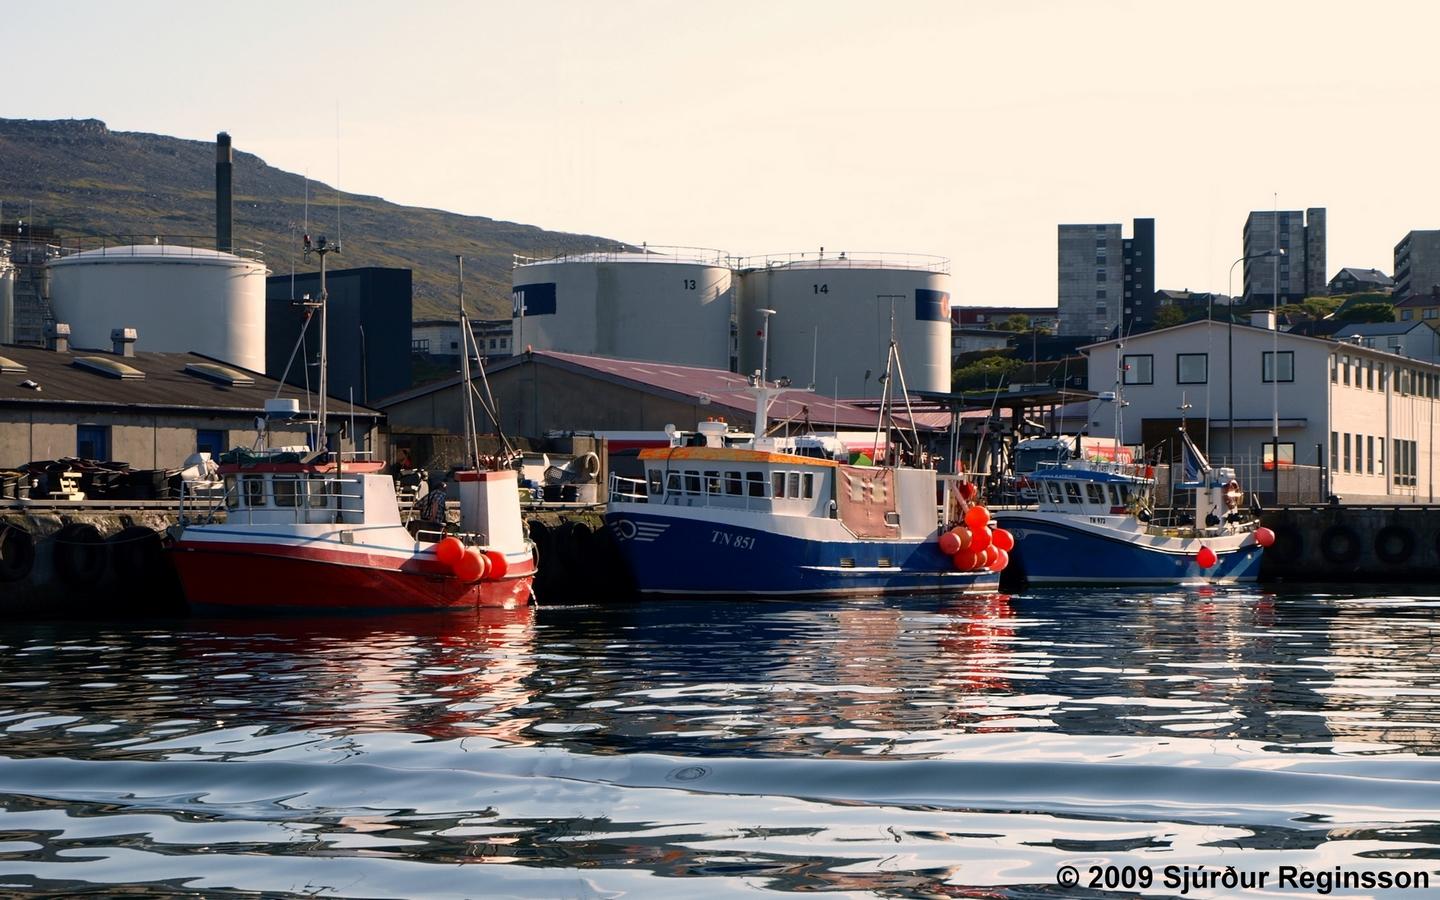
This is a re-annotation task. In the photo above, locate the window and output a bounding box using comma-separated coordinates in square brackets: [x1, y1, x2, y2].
[666, 472, 683, 495]
[1366, 361, 1375, 391]
[1045, 482, 1064, 504]
[747, 471, 766, 497]
[1354, 434, 1364, 474]
[649, 470, 663, 495]
[76, 425, 110, 461]
[1085, 483, 1106, 504]
[786, 472, 801, 499]
[1402, 309, 1414, 321]
[1330, 355, 1338, 383]
[1096, 289, 1106, 299]
[1378, 439, 1385, 475]
[684, 471, 702, 495]
[704, 470, 722, 495]
[309, 477, 334, 508]
[1263, 351, 1294, 383]
[244, 476, 265, 507]
[273, 476, 301, 507]
[196, 429, 228, 457]
[1343, 433, 1351, 473]
[224, 475, 239, 510]
[771, 472, 786, 498]
[724, 471, 743, 496]
[1064, 482, 1083, 504]
[1122, 354, 1154, 385]
[802, 473, 815, 499]
[1426, 309, 1438, 320]
[1177, 353, 1207, 384]
[1388, 336, 1403, 351]
[1096, 304, 1108, 316]
[1367, 436, 1375, 475]
[1096, 269, 1107, 282]
[1330, 432, 1338, 470]
[1263, 442, 1295, 471]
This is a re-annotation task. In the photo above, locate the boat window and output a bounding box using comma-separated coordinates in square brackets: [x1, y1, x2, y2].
[786, 472, 801, 499]
[666, 472, 682, 495]
[724, 471, 743, 496]
[802, 472, 815, 499]
[1064, 482, 1083, 504]
[1045, 481, 1063, 504]
[273, 475, 301, 507]
[648, 470, 663, 495]
[243, 476, 265, 507]
[309, 477, 332, 508]
[1085, 483, 1106, 505]
[747, 471, 766, 497]
[224, 476, 240, 509]
[1107, 484, 1123, 506]
[683, 470, 702, 495]
[772, 472, 786, 498]
[704, 470, 722, 495]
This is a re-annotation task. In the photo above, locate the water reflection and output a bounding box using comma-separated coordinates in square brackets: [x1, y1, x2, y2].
[1, 589, 1439, 897]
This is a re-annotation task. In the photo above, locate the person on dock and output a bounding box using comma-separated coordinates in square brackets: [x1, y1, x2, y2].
[410, 474, 450, 538]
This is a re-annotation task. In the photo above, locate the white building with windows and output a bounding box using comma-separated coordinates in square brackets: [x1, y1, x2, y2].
[1082, 313, 1440, 503]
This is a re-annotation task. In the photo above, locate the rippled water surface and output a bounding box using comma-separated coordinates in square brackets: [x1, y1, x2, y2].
[2, 587, 1439, 897]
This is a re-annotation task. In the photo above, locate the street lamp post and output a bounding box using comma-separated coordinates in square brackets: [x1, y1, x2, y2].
[1225, 248, 1286, 459]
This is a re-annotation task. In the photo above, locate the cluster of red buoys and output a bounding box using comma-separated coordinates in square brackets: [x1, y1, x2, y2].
[433, 536, 509, 583]
[938, 503, 1014, 573]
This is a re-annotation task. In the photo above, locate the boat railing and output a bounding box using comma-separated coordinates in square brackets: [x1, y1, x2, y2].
[608, 472, 782, 512]
[182, 473, 370, 526]
[609, 473, 649, 503]
[1033, 459, 1151, 479]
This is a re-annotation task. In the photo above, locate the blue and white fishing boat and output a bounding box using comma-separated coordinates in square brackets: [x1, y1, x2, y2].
[996, 430, 1268, 585]
[605, 311, 1000, 598]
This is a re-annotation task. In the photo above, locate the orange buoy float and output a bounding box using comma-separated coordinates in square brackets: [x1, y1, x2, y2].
[959, 482, 978, 502]
[991, 528, 1015, 552]
[1195, 545, 1217, 569]
[435, 535, 464, 567]
[952, 548, 980, 570]
[969, 526, 992, 553]
[938, 530, 962, 555]
[988, 548, 1009, 572]
[483, 549, 509, 579]
[964, 505, 990, 529]
[455, 547, 487, 582]
[1253, 527, 1276, 548]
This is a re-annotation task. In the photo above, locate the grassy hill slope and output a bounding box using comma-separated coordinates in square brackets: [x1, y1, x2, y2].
[0, 118, 626, 319]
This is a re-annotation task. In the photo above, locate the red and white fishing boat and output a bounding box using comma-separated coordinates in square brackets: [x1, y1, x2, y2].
[167, 239, 534, 613]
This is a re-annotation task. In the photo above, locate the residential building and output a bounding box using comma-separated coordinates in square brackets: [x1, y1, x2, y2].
[264, 267, 412, 406]
[1393, 230, 1440, 301]
[1083, 316, 1440, 502]
[952, 327, 1013, 357]
[1333, 321, 1440, 363]
[1328, 267, 1393, 295]
[0, 341, 383, 469]
[1057, 218, 1154, 338]
[1243, 208, 1326, 302]
[951, 306, 1059, 332]
[411, 318, 514, 359]
[1153, 289, 1228, 313]
[1394, 287, 1440, 325]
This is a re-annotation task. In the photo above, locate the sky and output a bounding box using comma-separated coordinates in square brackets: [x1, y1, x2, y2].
[5, 0, 1440, 306]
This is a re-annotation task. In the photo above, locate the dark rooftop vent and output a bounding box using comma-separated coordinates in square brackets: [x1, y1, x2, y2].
[46, 321, 70, 353]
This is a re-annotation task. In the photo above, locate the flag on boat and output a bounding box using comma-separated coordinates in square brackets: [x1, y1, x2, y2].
[1178, 428, 1210, 483]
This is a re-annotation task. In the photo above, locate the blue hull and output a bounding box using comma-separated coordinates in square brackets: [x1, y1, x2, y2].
[999, 515, 1263, 585]
[604, 510, 1000, 597]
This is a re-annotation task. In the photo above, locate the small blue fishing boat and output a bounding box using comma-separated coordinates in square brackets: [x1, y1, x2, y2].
[996, 430, 1268, 586]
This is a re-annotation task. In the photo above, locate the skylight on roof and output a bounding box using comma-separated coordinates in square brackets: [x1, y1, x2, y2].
[73, 355, 145, 380]
[0, 355, 27, 374]
[184, 361, 254, 386]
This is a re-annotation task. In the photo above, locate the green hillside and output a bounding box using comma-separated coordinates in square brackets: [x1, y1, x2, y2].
[0, 118, 626, 319]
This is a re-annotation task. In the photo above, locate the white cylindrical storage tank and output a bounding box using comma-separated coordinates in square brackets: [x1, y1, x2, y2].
[48, 244, 269, 370]
[736, 252, 951, 397]
[512, 246, 734, 370]
[0, 249, 14, 346]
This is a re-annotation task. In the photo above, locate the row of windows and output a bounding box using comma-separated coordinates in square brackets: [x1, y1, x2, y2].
[1398, 308, 1439, 321]
[226, 475, 344, 509]
[1042, 480, 1138, 508]
[651, 468, 816, 500]
[1331, 432, 1386, 477]
[1394, 439, 1419, 487]
[1121, 352, 1293, 385]
[1331, 354, 1440, 398]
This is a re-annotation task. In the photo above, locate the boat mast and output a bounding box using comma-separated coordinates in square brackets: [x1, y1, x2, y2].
[303, 234, 339, 453]
[753, 308, 777, 437]
[457, 255, 483, 474]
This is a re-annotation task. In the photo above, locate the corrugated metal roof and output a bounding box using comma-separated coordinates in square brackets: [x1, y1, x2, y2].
[0, 343, 383, 417]
[378, 349, 936, 431]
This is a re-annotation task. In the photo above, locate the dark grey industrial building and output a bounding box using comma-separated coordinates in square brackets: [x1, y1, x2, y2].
[1057, 217, 1154, 338]
[265, 267, 413, 406]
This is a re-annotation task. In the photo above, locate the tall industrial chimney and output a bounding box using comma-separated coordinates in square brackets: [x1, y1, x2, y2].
[215, 132, 233, 254]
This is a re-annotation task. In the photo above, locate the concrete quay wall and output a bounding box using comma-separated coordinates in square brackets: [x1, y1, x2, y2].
[1261, 505, 1440, 582]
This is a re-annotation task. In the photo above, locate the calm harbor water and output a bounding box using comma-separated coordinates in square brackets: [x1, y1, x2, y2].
[1, 588, 1438, 898]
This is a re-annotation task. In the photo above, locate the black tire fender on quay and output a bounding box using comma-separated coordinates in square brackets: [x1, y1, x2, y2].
[53, 522, 109, 587]
[1319, 525, 1362, 566]
[109, 525, 165, 581]
[1374, 524, 1415, 564]
[0, 524, 36, 582]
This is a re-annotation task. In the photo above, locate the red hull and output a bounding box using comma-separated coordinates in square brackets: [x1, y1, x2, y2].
[169, 541, 534, 612]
